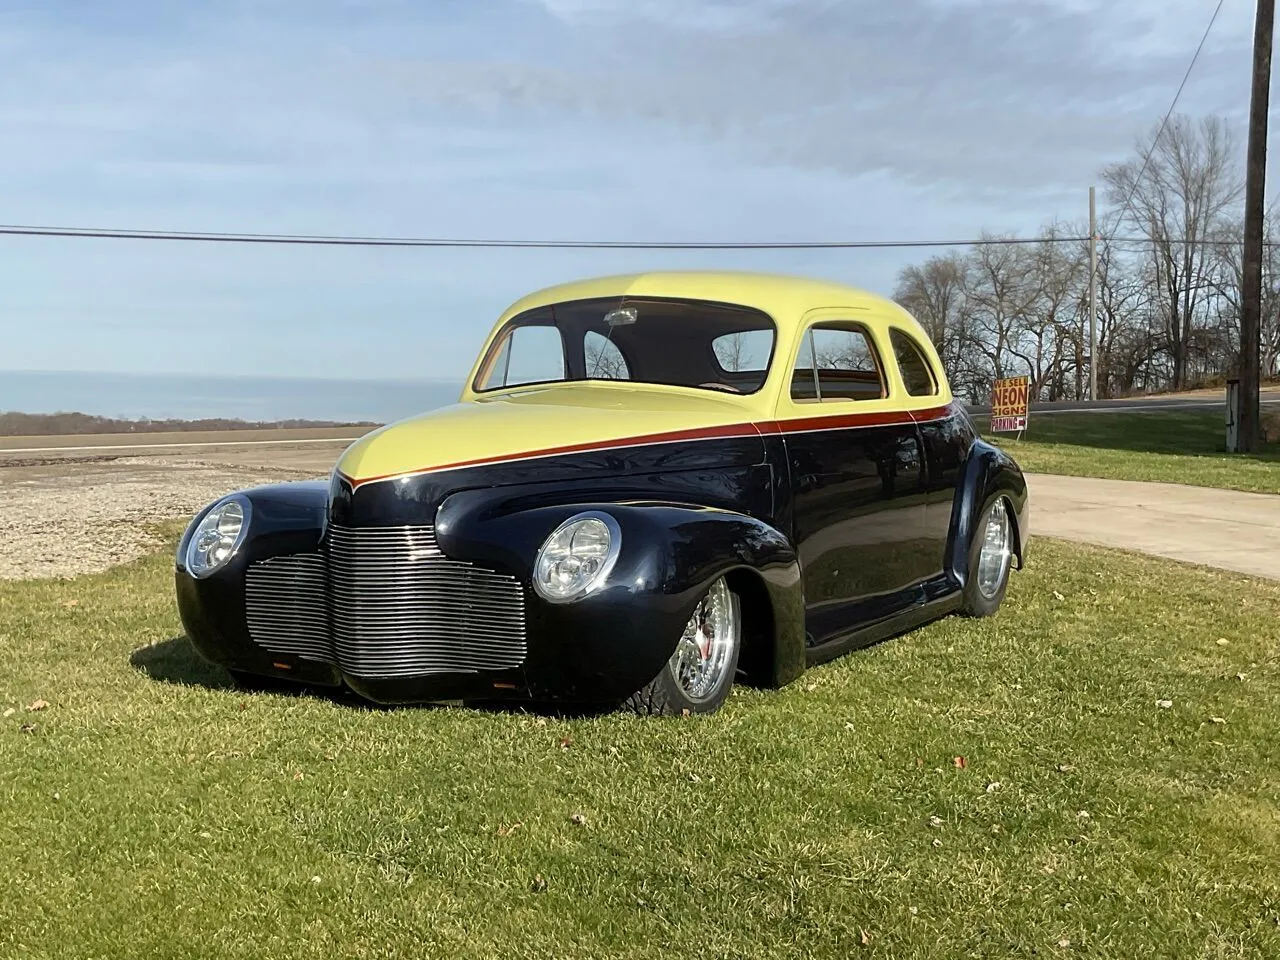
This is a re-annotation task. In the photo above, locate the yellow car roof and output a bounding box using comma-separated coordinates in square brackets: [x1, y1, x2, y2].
[492, 270, 917, 336]
[458, 270, 947, 412]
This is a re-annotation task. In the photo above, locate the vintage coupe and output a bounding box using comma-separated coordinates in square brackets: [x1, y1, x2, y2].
[176, 271, 1029, 715]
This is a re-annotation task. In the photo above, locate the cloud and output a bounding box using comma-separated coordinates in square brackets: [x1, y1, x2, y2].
[0, 0, 1266, 381]
[3, 0, 1256, 213]
[531, 0, 809, 32]
[478, 0, 1257, 197]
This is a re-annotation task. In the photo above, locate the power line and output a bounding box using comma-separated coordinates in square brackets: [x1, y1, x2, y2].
[0, 223, 1093, 250]
[0, 4, 1234, 259]
[1, 222, 1273, 251]
[1106, 235, 1279, 248]
[1103, 0, 1227, 239]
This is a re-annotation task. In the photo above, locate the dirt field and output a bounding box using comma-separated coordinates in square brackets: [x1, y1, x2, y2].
[0, 435, 357, 580]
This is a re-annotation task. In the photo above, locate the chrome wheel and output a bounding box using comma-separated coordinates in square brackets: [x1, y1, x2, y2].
[975, 498, 1012, 600]
[670, 577, 739, 703]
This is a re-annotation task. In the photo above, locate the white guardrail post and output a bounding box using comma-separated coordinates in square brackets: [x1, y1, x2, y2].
[1226, 378, 1241, 452]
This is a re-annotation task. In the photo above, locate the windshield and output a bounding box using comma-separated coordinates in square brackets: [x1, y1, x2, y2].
[473, 296, 777, 396]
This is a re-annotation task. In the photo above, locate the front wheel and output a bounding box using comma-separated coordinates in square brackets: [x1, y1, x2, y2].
[625, 577, 741, 716]
[962, 496, 1014, 617]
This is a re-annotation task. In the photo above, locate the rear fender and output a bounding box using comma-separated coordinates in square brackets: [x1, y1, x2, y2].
[946, 438, 1029, 589]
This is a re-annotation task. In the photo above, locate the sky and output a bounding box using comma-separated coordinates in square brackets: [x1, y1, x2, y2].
[0, 0, 1270, 381]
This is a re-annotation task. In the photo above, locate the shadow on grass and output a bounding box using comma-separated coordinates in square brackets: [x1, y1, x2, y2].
[974, 409, 1280, 462]
[129, 635, 615, 719]
[130, 635, 237, 691]
[130, 635, 364, 706]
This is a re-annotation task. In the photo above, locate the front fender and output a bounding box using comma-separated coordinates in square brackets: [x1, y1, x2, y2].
[434, 488, 805, 700]
[175, 479, 330, 576]
[174, 480, 339, 686]
[946, 438, 1030, 588]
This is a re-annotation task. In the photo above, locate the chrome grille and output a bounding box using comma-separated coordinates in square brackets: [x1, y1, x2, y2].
[242, 524, 528, 679]
[326, 524, 527, 678]
[245, 553, 331, 663]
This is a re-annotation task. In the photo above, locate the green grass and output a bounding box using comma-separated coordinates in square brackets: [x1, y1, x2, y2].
[2, 531, 1279, 959]
[973, 409, 1280, 494]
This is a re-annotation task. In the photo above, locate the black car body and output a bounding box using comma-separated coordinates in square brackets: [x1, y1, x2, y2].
[176, 272, 1029, 715]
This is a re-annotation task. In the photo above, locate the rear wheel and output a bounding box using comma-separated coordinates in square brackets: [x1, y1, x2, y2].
[625, 577, 741, 716]
[962, 496, 1013, 617]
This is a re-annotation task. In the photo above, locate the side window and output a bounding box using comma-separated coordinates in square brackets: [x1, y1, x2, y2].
[791, 324, 887, 401]
[584, 331, 630, 380]
[890, 328, 939, 397]
[711, 329, 773, 391]
[712, 330, 772, 373]
[478, 324, 565, 389]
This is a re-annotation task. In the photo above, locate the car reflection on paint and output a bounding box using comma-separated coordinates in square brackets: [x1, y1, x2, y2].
[174, 271, 1029, 716]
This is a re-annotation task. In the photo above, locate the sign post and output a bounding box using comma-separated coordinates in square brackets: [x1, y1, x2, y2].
[990, 375, 1031, 438]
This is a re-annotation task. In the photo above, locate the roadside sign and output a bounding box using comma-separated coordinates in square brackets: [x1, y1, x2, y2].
[990, 375, 1030, 433]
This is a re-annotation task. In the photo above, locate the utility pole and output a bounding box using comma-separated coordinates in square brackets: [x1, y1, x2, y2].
[1236, 0, 1274, 453]
[1089, 185, 1098, 401]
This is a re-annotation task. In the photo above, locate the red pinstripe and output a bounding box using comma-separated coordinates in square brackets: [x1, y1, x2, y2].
[341, 401, 960, 489]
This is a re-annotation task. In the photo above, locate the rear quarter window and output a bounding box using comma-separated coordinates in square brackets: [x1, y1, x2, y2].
[711, 329, 773, 392]
[889, 328, 939, 397]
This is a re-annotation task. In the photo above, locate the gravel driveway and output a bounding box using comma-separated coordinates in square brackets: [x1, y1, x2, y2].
[0, 456, 318, 580]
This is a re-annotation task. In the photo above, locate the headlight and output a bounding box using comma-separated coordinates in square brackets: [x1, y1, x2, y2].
[533, 511, 621, 603]
[184, 495, 251, 578]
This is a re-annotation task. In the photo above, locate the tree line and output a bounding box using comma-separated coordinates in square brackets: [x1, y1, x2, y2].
[893, 114, 1280, 403]
[0, 411, 376, 436]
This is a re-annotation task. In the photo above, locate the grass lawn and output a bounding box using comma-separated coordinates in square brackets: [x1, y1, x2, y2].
[972, 409, 1280, 495]
[2, 530, 1279, 959]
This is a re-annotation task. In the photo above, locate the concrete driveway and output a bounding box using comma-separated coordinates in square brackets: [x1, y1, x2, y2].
[1026, 473, 1280, 581]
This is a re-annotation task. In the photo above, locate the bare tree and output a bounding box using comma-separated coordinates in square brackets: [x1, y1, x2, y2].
[1093, 239, 1156, 396]
[959, 235, 1043, 386]
[893, 253, 965, 366]
[1007, 224, 1089, 400]
[886, 111, 1256, 404]
[1212, 210, 1280, 379]
[1102, 114, 1244, 389]
[713, 332, 748, 372]
[585, 336, 628, 379]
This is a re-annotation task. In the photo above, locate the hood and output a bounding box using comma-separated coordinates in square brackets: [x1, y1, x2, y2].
[336, 382, 765, 487]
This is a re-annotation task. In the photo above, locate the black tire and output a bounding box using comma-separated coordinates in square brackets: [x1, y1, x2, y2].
[625, 581, 742, 716]
[962, 495, 1013, 617]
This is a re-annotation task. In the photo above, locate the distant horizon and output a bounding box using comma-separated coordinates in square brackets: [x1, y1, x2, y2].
[0, 370, 465, 423]
[0, 367, 467, 385]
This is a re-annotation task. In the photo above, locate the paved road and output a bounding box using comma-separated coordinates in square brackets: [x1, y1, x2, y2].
[4, 393, 1275, 462]
[0, 426, 368, 455]
[1027, 473, 1280, 581]
[967, 395, 1280, 416]
[1, 394, 1274, 460]
[4, 383, 1279, 459]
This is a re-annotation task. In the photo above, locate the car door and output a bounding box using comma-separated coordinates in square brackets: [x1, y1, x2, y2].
[775, 310, 932, 650]
[885, 324, 968, 588]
